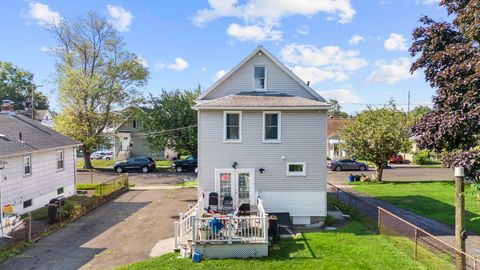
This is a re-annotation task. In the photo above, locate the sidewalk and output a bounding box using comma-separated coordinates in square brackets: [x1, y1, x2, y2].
[328, 183, 480, 259]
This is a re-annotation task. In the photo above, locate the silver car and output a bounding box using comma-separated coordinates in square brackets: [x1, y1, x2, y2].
[327, 159, 368, 171]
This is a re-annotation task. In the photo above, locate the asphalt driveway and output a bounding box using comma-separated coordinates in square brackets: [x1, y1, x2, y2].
[0, 187, 197, 270]
[327, 165, 453, 185]
[77, 170, 197, 186]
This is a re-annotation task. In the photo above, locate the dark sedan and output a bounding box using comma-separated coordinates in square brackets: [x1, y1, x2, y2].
[172, 156, 197, 173]
[327, 159, 368, 171]
[113, 157, 156, 173]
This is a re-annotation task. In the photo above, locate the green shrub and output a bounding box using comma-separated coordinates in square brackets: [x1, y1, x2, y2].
[413, 150, 433, 165]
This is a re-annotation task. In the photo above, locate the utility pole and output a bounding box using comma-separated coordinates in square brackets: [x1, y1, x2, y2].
[407, 90, 411, 114]
[30, 84, 43, 120]
[454, 167, 466, 270]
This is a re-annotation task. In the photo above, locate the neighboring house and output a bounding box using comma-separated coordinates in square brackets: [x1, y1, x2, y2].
[0, 112, 81, 219]
[107, 108, 177, 160]
[33, 110, 55, 128]
[194, 46, 331, 225]
[327, 118, 351, 159]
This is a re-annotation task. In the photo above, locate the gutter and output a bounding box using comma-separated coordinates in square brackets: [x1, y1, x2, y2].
[0, 143, 83, 159]
[193, 106, 333, 111]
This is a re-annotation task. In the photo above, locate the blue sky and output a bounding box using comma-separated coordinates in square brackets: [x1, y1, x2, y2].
[0, 0, 449, 113]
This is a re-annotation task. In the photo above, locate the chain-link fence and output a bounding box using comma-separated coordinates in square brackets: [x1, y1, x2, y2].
[0, 173, 129, 252]
[327, 182, 480, 270]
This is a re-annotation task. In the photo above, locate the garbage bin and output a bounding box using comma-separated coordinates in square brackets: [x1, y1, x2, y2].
[348, 174, 354, 183]
[48, 204, 58, 224]
[268, 215, 279, 242]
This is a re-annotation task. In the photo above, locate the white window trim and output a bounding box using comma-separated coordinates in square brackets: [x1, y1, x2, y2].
[56, 149, 65, 171]
[286, 162, 306, 176]
[223, 111, 242, 143]
[263, 111, 281, 143]
[253, 65, 267, 91]
[24, 155, 31, 176]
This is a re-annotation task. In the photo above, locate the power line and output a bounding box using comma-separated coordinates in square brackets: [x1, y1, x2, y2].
[136, 125, 197, 138]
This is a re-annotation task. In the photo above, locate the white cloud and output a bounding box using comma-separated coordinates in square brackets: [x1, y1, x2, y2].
[156, 57, 189, 71]
[417, 0, 439, 5]
[317, 88, 364, 103]
[107, 5, 133, 32]
[297, 25, 309, 35]
[349, 34, 364, 45]
[192, 0, 356, 41]
[291, 66, 349, 85]
[367, 57, 415, 84]
[40, 45, 50, 53]
[226, 23, 282, 41]
[137, 56, 148, 68]
[26, 2, 62, 27]
[384, 33, 408, 51]
[213, 69, 228, 82]
[281, 43, 367, 71]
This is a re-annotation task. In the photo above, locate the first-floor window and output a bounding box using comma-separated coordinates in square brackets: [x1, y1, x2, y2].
[24, 155, 31, 175]
[57, 150, 64, 170]
[287, 162, 306, 176]
[23, 199, 32, 209]
[57, 187, 64, 194]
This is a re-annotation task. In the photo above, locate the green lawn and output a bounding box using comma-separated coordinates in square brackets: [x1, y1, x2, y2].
[176, 180, 198, 187]
[119, 221, 440, 270]
[352, 182, 480, 233]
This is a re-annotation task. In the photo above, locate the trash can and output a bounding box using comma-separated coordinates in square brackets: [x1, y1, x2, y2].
[48, 204, 58, 224]
[348, 174, 354, 183]
[268, 215, 279, 242]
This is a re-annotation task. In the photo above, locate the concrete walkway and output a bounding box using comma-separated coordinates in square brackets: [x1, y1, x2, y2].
[328, 183, 480, 259]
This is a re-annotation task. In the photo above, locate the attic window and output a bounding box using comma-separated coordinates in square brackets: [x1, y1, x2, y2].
[254, 66, 266, 90]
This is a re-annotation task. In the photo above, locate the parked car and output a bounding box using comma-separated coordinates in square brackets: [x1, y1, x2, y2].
[103, 152, 114, 160]
[327, 159, 368, 171]
[91, 150, 113, 160]
[172, 156, 197, 173]
[113, 157, 156, 173]
[389, 155, 404, 164]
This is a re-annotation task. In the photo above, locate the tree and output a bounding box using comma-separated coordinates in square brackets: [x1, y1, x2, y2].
[143, 88, 200, 155]
[339, 104, 409, 181]
[51, 12, 149, 169]
[0, 61, 49, 110]
[410, 1, 479, 184]
[407, 105, 431, 127]
[328, 98, 350, 118]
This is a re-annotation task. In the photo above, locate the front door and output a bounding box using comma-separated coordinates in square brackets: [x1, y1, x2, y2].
[215, 169, 255, 208]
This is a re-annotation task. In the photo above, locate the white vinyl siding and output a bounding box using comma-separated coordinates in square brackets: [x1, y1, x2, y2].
[204, 53, 317, 100]
[23, 155, 31, 176]
[198, 110, 327, 192]
[223, 111, 242, 143]
[263, 111, 281, 143]
[287, 162, 306, 176]
[259, 191, 327, 218]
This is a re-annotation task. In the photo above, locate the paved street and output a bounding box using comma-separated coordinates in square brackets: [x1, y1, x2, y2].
[77, 170, 197, 186]
[0, 187, 197, 270]
[328, 166, 452, 185]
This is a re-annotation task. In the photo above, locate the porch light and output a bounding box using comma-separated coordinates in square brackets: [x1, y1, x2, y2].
[259, 168, 265, 174]
[232, 162, 238, 169]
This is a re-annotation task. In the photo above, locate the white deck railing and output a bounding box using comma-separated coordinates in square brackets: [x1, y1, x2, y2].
[174, 194, 269, 248]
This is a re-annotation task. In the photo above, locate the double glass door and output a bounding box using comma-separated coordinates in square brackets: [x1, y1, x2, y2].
[216, 169, 254, 207]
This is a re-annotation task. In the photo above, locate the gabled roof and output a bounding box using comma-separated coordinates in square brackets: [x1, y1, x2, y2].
[194, 92, 330, 110]
[327, 118, 352, 138]
[0, 113, 81, 158]
[197, 46, 326, 102]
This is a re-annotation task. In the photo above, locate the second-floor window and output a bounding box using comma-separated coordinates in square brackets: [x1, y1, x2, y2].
[57, 150, 64, 170]
[263, 112, 281, 142]
[224, 112, 242, 142]
[254, 66, 266, 90]
[24, 155, 31, 176]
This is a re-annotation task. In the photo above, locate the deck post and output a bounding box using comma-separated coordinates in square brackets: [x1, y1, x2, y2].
[264, 215, 268, 243]
[228, 215, 233, 244]
[191, 216, 196, 245]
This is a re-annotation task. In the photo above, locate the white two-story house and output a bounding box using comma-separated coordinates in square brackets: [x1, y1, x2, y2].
[194, 46, 330, 225]
[0, 112, 81, 221]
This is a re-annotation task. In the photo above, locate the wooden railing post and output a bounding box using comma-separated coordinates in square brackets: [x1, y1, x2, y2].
[228, 215, 233, 244]
[191, 216, 196, 245]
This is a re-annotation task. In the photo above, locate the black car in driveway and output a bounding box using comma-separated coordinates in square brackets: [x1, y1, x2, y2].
[172, 156, 197, 173]
[113, 157, 156, 173]
[327, 159, 368, 171]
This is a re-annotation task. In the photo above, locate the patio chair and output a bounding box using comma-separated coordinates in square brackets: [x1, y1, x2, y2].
[222, 195, 233, 213]
[208, 192, 219, 211]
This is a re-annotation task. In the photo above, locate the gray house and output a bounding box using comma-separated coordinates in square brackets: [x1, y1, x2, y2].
[193, 46, 330, 225]
[0, 113, 80, 221]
